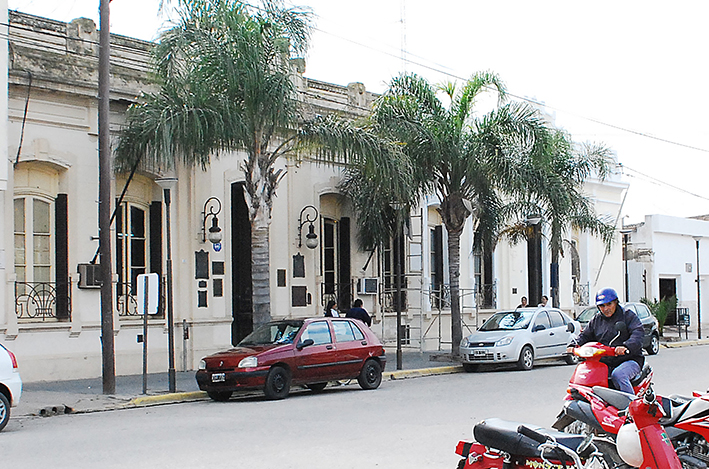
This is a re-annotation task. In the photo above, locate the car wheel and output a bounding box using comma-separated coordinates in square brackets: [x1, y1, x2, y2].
[305, 383, 328, 393]
[357, 359, 382, 390]
[0, 392, 10, 432]
[264, 366, 291, 400]
[517, 346, 534, 371]
[207, 390, 232, 402]
[564, 353, 579, 365]
[462, 363, 479, 372]
[646, 334, 660, 355]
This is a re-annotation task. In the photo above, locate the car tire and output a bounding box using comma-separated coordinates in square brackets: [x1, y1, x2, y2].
[517, 345, 534, 371]
[646, 334, 660, 355]
[564, 354, 579, 365]
[207, 390, 232, 402]
[305, 382, 328, 393]
[264, 366, 291, 400]
[0, 392, 10, 432]
[462, 363, 479, 372]
[357, 359, 382, 390]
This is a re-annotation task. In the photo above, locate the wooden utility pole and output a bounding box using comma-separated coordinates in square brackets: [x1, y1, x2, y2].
[99, 0, 116, 394]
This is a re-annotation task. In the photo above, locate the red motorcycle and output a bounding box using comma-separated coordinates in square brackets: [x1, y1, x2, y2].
[552, 342, 653, 435]
[454, 418, 618, 469]
[454, 386, 686, 469]
[616, 385, 682, 469]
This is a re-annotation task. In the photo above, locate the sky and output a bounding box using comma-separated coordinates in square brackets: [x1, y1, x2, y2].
[7, 0, 709, 225]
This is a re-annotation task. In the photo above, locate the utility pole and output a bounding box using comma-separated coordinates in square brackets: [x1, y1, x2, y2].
[99, 0, 116, 394]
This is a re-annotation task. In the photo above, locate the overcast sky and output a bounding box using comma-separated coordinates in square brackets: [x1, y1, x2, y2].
[8, 0, 709, 225]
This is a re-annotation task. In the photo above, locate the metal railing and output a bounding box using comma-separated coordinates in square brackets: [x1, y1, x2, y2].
[15, 281, 71, 321]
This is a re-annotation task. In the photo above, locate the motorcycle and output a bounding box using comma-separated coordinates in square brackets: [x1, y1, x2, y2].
[552, 341, 653, 435]
[554, 380, 709, 468]
[616, 384, 682, 469]
[454, 386, 687, 469]
[454, 418, 618, 469]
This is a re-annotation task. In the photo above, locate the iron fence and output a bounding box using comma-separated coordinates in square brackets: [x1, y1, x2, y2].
[15, 281, 71, 321]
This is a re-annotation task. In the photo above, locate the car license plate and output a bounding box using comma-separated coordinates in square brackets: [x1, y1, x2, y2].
[211, 373, 226, 383]
[474, 349, 486, 356]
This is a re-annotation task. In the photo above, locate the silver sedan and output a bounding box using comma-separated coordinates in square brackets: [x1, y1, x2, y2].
[460, 308, 580, 372]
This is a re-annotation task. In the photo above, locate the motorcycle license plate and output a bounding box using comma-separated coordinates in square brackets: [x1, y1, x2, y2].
[211, 373, 226, 383]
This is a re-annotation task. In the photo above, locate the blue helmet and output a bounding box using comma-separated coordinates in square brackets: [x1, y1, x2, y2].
[595, 288, 618, 306]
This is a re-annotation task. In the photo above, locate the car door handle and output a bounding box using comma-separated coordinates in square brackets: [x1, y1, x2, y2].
[361, 341, 368, 346]
[326, 345, 333, 350]
[550, 332, 555, 336]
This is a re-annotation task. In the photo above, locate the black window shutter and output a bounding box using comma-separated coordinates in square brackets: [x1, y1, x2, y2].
[55, 194, 70, 320]
[149, 201, 163, 277]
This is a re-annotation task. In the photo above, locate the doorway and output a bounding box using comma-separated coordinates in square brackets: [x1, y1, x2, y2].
[231, 182, 252, 345]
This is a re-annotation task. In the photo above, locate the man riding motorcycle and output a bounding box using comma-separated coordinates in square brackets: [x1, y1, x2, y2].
[566, 288, 645, 394]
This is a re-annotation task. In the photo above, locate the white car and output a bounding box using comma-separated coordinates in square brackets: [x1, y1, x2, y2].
[0, 343, 22, 431]
[460, 307, 580, 372]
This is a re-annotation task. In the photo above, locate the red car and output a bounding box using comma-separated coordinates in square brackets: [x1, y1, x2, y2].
[196, 317, 386, 400]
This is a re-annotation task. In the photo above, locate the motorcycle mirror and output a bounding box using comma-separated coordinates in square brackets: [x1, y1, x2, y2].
[615, 321, 628, 334]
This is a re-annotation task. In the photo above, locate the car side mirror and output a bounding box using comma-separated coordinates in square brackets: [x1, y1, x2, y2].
[566, 323, 575, 333]
[533, 324, 546, 332]
[296, 338, 314, 350]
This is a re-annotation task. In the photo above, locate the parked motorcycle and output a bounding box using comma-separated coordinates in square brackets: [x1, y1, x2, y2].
[454, 386, 691, 469]
[454, 418, 619, 469]
[554, 381, 709, 468]
[616, 384, 682, 469]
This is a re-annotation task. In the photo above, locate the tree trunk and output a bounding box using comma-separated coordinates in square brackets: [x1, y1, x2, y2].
[251, 225, 271, 326]
[448, 229, 463, 357]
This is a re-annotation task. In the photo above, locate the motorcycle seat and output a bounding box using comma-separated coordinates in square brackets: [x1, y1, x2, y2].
[592, 386, 634, 410]
[658, 395, 695, 426]
[473, 418, 585, 459]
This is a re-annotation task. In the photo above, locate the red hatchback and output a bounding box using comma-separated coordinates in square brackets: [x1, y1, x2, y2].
[196, 317, 386, 400]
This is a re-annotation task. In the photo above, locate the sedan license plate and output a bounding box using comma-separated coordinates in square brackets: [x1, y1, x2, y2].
[474, 349, 487, 356]
[211, 373, 226, 383]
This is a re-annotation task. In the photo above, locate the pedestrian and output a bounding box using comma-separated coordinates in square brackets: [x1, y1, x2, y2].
[566, 287, 644, 394]
[517, 296, 528, 308]
[346, 298, 371, 326]
[538, 295, 548, 307]
[324, 300, 339, 317]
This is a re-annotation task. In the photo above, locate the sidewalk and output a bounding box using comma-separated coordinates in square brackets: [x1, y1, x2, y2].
[14, 350, 461, 418]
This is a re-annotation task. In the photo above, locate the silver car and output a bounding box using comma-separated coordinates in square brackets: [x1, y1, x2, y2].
[460, 308, 580, 372]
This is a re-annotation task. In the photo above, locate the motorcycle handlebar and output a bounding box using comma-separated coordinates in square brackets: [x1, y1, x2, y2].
[518, 425, 548, 444]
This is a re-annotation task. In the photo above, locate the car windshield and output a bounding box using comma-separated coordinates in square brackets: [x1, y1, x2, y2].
[577, 307, 597, 323]
[480, 311, 534, 331]
[237, 320, 304, 346]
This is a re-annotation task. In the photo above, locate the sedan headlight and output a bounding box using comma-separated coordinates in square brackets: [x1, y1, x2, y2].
[238, 356, 258, 368]
[495, 336, 513, 347]
[198, 359, 206, 370]
[461, 337, 470, 347]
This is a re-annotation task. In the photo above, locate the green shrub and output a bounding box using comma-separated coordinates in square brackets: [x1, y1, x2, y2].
[641, 296, 677, 336]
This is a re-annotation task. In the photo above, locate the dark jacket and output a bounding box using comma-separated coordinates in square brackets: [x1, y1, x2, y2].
[569, 304, 645, 369]
[346, 307, 371, 327]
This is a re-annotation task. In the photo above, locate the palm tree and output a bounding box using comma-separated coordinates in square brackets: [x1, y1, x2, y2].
[361, 72, 554, 357]
[115, 0, 404, 327]
[115, 0, 312, 326]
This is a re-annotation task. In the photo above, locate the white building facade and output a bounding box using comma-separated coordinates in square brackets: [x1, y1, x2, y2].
[2, 11, 627, 382]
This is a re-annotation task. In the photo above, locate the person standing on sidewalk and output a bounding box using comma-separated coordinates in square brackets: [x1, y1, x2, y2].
[346, 298, 371, 326]
[566, 287, 644, 394]
[324, 300, 339, 317]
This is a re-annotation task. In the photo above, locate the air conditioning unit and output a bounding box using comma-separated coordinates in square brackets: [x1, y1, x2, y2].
[357, 278, 378, 295]
[77, 263, 102, 289]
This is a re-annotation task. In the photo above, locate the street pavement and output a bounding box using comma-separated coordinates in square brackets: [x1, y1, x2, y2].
[13, 349, 461, 418]
[13, 337, 709, 420]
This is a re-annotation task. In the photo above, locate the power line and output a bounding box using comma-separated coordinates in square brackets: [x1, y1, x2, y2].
[621, 164, 709, 202]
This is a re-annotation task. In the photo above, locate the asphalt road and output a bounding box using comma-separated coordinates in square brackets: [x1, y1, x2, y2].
[2, 345, 708, 469]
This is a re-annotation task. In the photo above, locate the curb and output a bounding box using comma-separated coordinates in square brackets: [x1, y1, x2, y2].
[662, 338, 709, 348]
[122, 365, 464, 408]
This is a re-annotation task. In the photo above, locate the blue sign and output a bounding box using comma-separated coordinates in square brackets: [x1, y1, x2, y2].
[213, 242, 222, 252]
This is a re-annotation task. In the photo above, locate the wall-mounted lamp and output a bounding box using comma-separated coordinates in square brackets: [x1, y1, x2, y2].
[298, 205, 319, 249]
[202, 197, 222, 244]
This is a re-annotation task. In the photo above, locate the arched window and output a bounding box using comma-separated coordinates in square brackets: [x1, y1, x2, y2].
[14, 196, 53, 285]
[116, 202, 148, 316]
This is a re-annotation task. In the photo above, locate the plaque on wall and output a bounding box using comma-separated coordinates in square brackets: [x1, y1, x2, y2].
[195, 250, 209, 279]
[293, 253, 305, 278]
